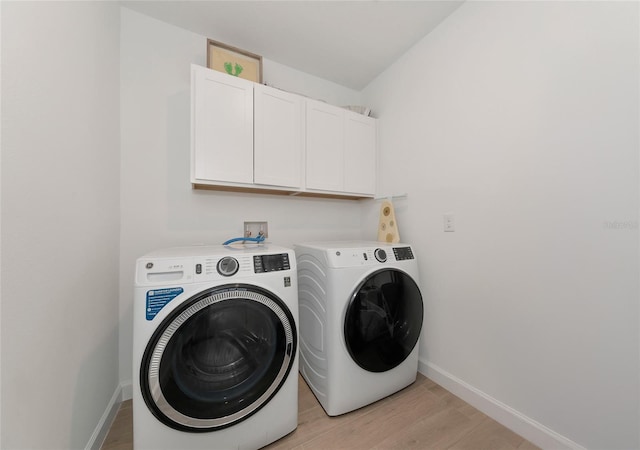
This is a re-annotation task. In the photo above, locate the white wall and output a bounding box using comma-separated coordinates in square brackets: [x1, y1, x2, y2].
[0, 3, 3, 444]
[362, 2, 639, 449]
[1, 2, 121, 449]
[119, 8, 366, 384]
[262, 58, 362, 107]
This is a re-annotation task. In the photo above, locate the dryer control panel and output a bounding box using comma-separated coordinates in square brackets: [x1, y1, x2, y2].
[324, 245, 415, 268]
[393, 246, 414, 260]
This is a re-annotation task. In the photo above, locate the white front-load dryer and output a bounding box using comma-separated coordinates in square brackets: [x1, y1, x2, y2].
[295, 241, 423, 416]
[133, 244, 298, 450]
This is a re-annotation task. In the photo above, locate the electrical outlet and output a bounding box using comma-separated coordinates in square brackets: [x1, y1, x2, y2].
[244, 221, 269, 239]
[443, 213, 455, 232]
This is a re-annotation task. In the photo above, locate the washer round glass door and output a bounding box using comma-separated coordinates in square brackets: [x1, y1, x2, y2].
[344, 269, 423, 373]
[140, 284, 297, 432]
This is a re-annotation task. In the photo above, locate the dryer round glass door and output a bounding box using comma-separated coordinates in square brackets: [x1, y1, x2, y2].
[140, 284, 297, 432]
[344, 269, 423, 373]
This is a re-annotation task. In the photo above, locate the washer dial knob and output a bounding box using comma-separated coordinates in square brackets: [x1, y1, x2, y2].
[374, 248, 387, 263]
[217, 257, 239, 277]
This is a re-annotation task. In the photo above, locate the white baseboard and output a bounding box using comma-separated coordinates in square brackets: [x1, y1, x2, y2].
[84, 381, 132, 450]
[121, 379, 133, 401]
[419, 359, 586, 450]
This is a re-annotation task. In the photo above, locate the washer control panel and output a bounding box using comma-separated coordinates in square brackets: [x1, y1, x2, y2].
[217, 256, 239, 277]
[253, 253, 291, 273]
[137, 246, 296, 286]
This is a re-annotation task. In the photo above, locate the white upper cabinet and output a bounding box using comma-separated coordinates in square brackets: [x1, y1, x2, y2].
[254, 84, 303, 189]
[191, 64, 254, 184]
[191, 64, 376, 198]
[344, 111, 377, 195]
[305, 100, 345, 192]
[305, 99, 377, 196]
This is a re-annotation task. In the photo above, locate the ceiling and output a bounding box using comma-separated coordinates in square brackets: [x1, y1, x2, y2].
[120, 1, 464, 90]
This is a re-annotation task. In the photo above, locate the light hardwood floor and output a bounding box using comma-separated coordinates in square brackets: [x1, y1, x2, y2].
[101, 374, 539, 450]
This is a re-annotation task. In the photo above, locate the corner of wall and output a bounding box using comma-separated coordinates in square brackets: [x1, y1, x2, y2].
[84, 384, 124, 450]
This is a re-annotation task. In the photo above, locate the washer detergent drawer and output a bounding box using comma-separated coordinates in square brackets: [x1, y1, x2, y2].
[136, 257, 194, 286]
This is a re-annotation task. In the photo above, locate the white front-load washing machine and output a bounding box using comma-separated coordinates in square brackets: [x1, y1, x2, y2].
[133, 244, 298, 450]
[295, 241, 423, 416]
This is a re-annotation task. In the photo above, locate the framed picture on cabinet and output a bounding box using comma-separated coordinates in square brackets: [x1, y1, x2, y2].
[206, 39, 263, 83]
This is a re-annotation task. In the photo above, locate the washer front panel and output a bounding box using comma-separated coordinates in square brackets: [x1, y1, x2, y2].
[140, 284, 296, 432]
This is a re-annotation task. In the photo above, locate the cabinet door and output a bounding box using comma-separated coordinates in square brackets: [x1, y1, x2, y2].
[192, 65, 253, 184]
[344, 111, 376, 195]
[254, 85, 303, 188]
[305, 100, 344, 191]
